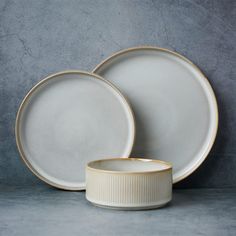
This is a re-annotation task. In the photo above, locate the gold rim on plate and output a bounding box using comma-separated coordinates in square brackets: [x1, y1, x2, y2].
[15, 70, 136, 190]
[93, 46, 219, 183]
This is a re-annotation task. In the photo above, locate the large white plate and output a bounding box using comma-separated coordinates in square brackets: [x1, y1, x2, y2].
[93, 47, 218, 183]
[15, 71, 135, 190]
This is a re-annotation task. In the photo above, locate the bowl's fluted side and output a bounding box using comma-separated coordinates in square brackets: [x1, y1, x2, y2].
[86, 169, 172, 209]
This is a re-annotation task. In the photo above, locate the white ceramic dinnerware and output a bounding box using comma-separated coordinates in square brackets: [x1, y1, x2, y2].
[86, 158, 172, 210]
[15, 71, 135, 190]
[93, 46, 218, 183]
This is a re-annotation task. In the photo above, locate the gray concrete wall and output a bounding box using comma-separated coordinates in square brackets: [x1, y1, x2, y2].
[0, 0, 235, 188]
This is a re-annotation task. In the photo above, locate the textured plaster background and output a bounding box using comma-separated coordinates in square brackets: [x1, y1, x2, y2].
[0, 0, 236, 188]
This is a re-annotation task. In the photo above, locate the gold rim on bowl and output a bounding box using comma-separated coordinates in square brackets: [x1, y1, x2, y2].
[86, 157, 172, 175]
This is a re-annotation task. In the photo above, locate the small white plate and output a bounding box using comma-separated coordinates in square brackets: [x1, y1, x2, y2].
[93, 47, 218, 183]
[15, 71, 135, 190]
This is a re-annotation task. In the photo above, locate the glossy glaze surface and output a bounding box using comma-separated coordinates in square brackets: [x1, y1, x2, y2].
[16, 71, 135, 190]
[94, 47, 218, 183]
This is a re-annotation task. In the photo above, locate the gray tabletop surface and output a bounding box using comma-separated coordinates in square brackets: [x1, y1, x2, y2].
[0, 186, 235, 236]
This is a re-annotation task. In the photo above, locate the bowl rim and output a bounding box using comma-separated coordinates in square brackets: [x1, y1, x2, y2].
[86, 158, 172, 174]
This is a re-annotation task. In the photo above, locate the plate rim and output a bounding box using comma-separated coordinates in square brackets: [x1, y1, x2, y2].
[15, 70, 136, 190]
[92, 46, 219, 184]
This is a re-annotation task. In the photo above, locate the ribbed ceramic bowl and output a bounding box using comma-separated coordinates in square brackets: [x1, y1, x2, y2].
[86, 158, 172, 210]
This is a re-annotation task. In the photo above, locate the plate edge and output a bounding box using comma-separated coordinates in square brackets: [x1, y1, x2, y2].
[15, 70, 136, 190]
[92, 46, 219, 184]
